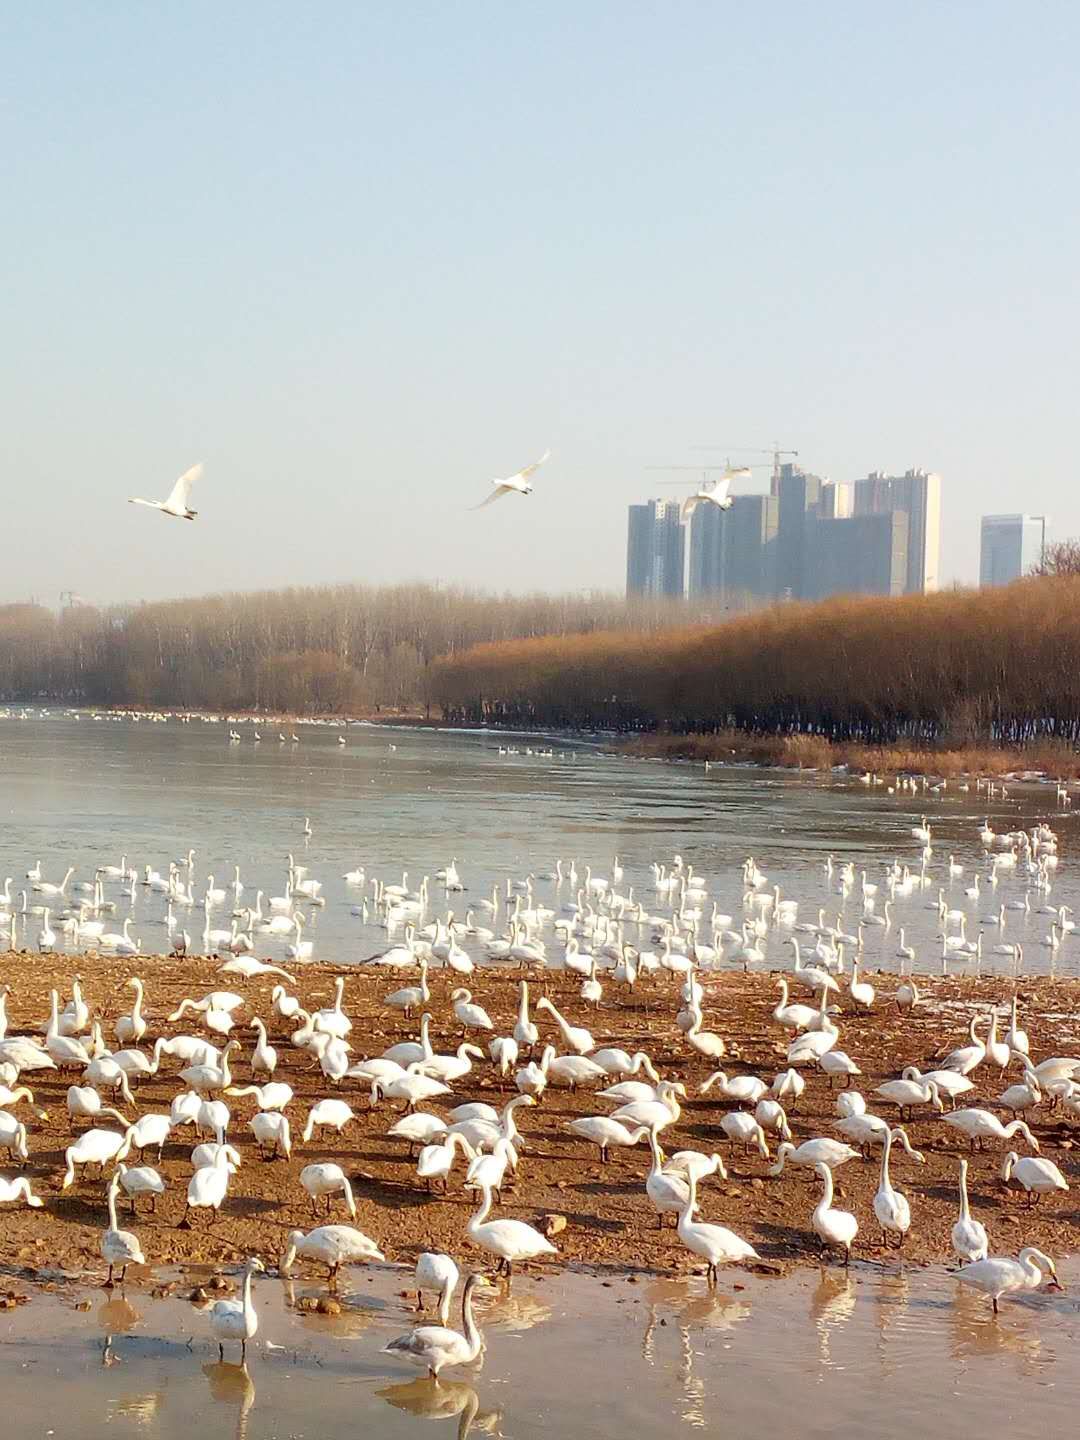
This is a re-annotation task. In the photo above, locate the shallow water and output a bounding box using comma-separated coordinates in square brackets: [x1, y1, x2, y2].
[1, 711, 1077, 979]
[2, 1259, 1078, 1440]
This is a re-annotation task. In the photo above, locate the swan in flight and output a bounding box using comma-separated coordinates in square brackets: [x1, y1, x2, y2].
[129, 462, 203, 520]
[680, 466, 751, 520]
[472, 449, 551, 509]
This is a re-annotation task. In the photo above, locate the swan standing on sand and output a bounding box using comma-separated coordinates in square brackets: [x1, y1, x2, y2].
[952, 1158, 988, 1263]
[1000, 1151, 1069, 1203]
[101, 1171, 145, 1286]
[129, 462, 203, 520]
[384, 1272, 492, 1378]
[209, 1257, 264, 1359]
[676, 1168, 758, 1281]
[465, 1183, 557, 1279]
[872, 1128, 911, 1249]
[811, 1161, 858, 1264]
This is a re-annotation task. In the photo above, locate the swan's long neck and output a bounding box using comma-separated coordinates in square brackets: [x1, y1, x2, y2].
[420, 1013, 433, 1059]
[958, 1163, 971, 1222]
[818, 1166, 835, 1210]
[242, 1265, 257, 1323]
[647, 1128, 664, 1178]
[879, 1129, 894, 1189]
[106, 1181, 119, 1232]
[468, 1186, 493, 1233]
[461, 1280, 483, 1358]
[517, 984, 529, 1025]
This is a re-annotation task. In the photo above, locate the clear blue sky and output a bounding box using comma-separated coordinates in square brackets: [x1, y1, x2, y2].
[5, 2, 1077, 604]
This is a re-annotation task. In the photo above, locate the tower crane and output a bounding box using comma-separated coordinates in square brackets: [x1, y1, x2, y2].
[692, 443, 799, 493]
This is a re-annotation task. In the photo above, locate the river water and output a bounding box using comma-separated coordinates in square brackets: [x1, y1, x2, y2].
[1, 710, 1077, 977]
[3, 1258, 1078, 1440]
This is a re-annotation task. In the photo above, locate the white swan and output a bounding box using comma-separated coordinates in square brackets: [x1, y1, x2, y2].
[676, 1167, 758, 1281]
[384, 1272, 492, 1379]
[209, 1257, 264, 1360]
[1001, 1150, 1069, 1201]
[811, 1160, 858, 1264]
[958, 1246, 1061, 1314]
[101, 1170, 145, 1284]
[872, 1127, 910, 1248]
[472, 449, 551, 508]
[414, 1252, 460, 1323]
[282, 1224, 384, 1283]
[568, 1116, 649, 1163]
[952, 1158, 988, 1263]
[465, 1183, 557, 1278]
[129, 462, 203, 521]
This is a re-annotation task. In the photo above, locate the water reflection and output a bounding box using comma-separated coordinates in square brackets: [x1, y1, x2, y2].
[378, 1378, 502, 1438]
[809, 1269, 855, 1367]
[203, 1360, 256, 1440]
[948, 1285, 1046, 1370]
[480, 1286, 553, 1333]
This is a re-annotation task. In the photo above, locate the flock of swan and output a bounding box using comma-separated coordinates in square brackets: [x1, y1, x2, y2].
[0, 798, 1076, 1383]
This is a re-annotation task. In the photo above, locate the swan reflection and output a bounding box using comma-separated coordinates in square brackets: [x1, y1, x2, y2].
[203, 1359, 256, 1440]
[378, 1378, 502, 1438]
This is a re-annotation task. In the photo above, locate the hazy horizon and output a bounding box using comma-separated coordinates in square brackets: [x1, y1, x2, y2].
[7, 3, 1079, 606]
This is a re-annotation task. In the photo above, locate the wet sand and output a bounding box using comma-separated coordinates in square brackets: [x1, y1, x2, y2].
[1, 950, 1078, 1287]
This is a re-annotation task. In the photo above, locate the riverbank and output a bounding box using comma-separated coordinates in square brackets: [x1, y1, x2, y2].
[619, 731, 1080, 782]
[1, 952, 1077, 1290]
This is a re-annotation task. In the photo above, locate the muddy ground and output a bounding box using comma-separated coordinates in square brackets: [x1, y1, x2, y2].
[0, 950, 1078, 1287]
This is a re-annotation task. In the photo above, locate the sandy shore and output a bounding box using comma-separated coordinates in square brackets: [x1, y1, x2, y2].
[1, 951, 1078, 1288]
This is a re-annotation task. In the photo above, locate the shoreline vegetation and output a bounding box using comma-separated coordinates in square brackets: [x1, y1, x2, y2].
[433, 577, 1080, 779]
[619, 731, 1080, 782]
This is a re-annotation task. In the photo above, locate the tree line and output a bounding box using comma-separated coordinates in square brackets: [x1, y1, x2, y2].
[432, 575, 1080, 746]
[0, 585, 714, 714]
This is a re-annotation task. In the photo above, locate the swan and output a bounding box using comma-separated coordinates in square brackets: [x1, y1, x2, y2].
[546, 1053, 606, 1089]
[0, 1113, 29, 1163]
[700, 1070, 767, 1105]
[645, 1126, 694, 1227]
[1000, 1150, 1068, 1201]
[57, 978, 90, 1036]
[951, 1157, 988, 1263]
[129, 462, 202, 520]
[873, 1077, 943, 1122]
[676, 1167, 758, 1282]
[384, 1272, 492, 1379]
[447, 1096, 534, 1155]
[567, 1116, 649, 1163]
[209, 1257, 264, 1360]
[811, 1161, 858, 1263]
[664, 1149, 728, 1184]
[958, 1246, 1061, 1314]
[381, 1013, 435, 1068]
[471, 452, 550, 510]
[609, 1080, 685, 1134]
[719, 1111, 771, 1157]
[772, 979, 819, 1033]
[228, 1080, 293, 1112]
[282, 1224, 384, 1283]
[249, 1111, 292, 1159]
[62, 1127, 130, 1187]
[535, 997, 594, 1055]
[513, 981, 538, 1051]
[179, 1040, 240, 1095]
[101, 1171, 146, 1284]
[589, 1048, 659, 1081]
[900, 1066, 974, 1107]
[114, 979, 147, 1046]
[414, 1252, 460, 1323]
[385, 961, 430, 1017]
[465, 1184, 557, 1278]
[114, 1162, 166, 1214]
[183, 1146, 234, 1223]
[300, 1162, 356, 1218]
[769, 1139, 859, 1177]
[872, 1128, 911, 1248]
[754, 1098, 793, 1141]
[0, 1175, 43, 1208]
[464, 1137, 518, 1202]
[1005, 995, 1030, 1056]
[371, 1069, 452, 1113]
[942, 1109, 1040, 1153]
[126, 1113, 171, 1162]
[271, 985, 302, 1025]
[388, 1112, 448, 1152]
[44, 990, 93, 1068]
[302, 1098, 356, 1143]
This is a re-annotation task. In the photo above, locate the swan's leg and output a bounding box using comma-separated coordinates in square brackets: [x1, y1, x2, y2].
[219, 1342, 224, 1360]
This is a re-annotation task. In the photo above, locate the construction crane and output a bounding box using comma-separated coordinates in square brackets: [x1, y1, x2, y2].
[692, 443, 799, 494]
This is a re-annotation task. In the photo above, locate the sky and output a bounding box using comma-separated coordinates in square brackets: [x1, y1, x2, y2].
[4, 2, 1079, 606]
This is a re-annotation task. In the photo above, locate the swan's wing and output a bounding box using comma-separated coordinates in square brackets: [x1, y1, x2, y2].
[681, 495, 702, 520]
[706, 477, 732, 506]
[471, 485, 512, 511]
[165, 462, 204, 509]
[508, 448, 551, 484]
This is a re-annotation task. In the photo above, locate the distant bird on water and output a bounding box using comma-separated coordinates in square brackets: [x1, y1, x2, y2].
[129, 463, 203, 521]
[472, 449, 551, 509]
[681, 466, 751, 521]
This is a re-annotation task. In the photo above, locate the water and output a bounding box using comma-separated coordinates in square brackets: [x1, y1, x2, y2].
[3, 1259, 1078, 1439]
[0, 711, 1076, 978]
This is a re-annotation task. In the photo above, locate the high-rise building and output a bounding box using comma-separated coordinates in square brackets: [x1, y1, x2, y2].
[626, 499, 685, 598]
[688, 494, 778, 603]
[803, 512, 909, 601]
[851, 469, 941, 593]
[979, 514, 1047, 586]
[775, 463, 824, 599]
